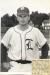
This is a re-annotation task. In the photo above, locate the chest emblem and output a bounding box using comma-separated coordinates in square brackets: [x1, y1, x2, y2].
[25, 39, 33, 50]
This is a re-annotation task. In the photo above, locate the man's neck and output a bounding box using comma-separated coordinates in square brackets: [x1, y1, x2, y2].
[17, 24, 29, 31]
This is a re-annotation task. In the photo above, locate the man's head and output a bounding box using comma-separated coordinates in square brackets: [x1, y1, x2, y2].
[17, 7, 30, 25]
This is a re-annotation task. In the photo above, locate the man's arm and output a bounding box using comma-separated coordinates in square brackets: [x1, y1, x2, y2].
[1, 43, 11, 72]
[40, 42, 49, 59]
[1, 43, 8, 63]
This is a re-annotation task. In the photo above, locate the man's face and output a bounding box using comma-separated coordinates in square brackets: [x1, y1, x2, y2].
[17, 15, 30, 25]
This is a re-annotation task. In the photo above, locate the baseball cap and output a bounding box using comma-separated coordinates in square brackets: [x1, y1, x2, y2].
[17, 7, 29, 16]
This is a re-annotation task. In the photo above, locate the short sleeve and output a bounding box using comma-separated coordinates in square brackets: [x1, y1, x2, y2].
[36, 28, 47, 48]
[1, 28, 13, 48]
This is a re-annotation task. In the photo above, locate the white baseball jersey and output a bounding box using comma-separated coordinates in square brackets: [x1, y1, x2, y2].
[1, 25, 47, 60]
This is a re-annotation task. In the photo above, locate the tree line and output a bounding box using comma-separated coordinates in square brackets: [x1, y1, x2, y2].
[1, 11, 49, 29]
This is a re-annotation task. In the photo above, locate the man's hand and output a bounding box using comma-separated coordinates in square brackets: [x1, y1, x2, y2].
[2, 62, 11, 70]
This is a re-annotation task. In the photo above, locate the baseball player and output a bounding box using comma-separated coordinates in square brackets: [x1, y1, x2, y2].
[1, 7, 49, 73]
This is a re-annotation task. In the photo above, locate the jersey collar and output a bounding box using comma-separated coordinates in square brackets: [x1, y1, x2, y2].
[14, 25, 33, 34]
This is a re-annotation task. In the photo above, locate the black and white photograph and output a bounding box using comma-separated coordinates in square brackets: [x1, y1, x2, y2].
[0, 0, 50, 74]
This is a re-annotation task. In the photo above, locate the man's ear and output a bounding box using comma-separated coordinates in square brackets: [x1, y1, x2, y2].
[28, 15, 30, 21]
[17, 16, 19, 22]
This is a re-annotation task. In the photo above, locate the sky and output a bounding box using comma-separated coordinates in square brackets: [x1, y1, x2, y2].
[0, 0, 50, 17]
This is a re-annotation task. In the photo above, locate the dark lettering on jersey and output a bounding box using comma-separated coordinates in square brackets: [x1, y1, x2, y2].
[25, 39, 33, 50]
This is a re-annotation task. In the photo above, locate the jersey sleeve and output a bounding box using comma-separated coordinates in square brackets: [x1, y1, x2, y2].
[1, 28, 13, 48]
[36, 28, 47, 48]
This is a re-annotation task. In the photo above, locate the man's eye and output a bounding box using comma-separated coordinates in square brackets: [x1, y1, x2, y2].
[24, 16, 27, 17]
[19, 15, 22, 17]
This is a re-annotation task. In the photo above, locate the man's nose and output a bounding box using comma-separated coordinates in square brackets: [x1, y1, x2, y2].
[22, 16, 25, 18]
[21, 17, 25, 20]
